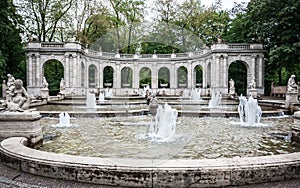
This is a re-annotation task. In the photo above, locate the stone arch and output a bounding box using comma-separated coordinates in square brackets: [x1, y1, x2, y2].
[121, 67, 133, 88]
[43, 59, 64, 95]
[158, 67, 170, 88]
[194, 65, 203, 88]
[139, 67, 151, 88]
[177, 66, 188, 88]
[103, 66, 114, 88]
[228, 60, 248, 95]
[88, 64, 97, 88]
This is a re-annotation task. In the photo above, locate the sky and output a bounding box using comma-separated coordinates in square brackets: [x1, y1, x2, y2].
[202, 0, 250, 10]
[145, 0, 251, 22]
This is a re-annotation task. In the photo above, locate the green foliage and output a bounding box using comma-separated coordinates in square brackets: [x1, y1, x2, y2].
[195, 66, 203, 85]
[139, 67, 151, 88]
[228, 61, 247, 95]
[103, 66, 114, 86]
[0, 0, 25, 97]
[44, 60, 64, 95]
[16, 0, 73, 42]
[224, 0, 300, 94]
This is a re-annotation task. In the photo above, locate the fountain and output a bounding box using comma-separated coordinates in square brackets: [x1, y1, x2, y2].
[238, 95, 262, 126]
[148, 103, 178, 141]
[182, 89, 190, 98]
[181, 88, 201, 100]
[191, 88, 201, 100]
[98, 91, 105, 101]
[142, 84, 150, 97]
[1, 78, 300, 187]
[86, 90, 96, 109]
[1, 94, 300, 187]
[104, 88, 113, 98]
[52, 112, 72, 128]
[208, 90, 222, 108]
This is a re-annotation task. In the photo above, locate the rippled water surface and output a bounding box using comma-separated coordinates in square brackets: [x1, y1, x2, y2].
[40, 116, 300, 159]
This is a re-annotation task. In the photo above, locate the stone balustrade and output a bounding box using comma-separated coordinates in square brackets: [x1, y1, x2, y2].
[27, 42, 263, 59]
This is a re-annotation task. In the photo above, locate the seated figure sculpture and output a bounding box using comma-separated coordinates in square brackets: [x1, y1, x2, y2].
[287, 74, 298, 93]
[6, 79, 31, 112]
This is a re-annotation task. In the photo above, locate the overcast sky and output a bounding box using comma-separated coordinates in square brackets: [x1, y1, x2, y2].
[145, 0, 250, 22]
[202, 0, 250, 10]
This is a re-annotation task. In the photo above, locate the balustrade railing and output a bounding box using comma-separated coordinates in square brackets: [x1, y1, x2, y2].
[228, 44, 250, 50]
[41, 42, 64, 48]
[29, 42, 263, 59]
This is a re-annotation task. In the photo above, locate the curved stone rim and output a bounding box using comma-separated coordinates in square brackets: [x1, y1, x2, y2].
[1, 137, 300, 187]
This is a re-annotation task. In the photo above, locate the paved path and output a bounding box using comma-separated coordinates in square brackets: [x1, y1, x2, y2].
[1, 161, 300, 188]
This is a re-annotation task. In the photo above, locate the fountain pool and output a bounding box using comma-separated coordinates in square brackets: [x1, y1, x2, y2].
[40, 115, 299, 160]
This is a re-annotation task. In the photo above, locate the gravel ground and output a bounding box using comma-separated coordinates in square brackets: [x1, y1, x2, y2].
[1, 161, 300, 188]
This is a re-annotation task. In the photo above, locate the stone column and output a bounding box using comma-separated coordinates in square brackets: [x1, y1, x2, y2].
[85, 62, 89, 89]
[36, 54, 41, 87]
[187, 62, 192, 89]
[99, 61, 104, 89]
[27, 54, 33, 87]
[203, 61, 207, 89]
[170, 62, 175, 89]
[64, 54, 70, 87]
[69, 55, 74, 88]
[74, 54, 79, 88]
[258, 55, 263, 87]
[151, 62, 157, 89]
[223, 55, 228, 89]
[214, 55, 220, 88]
[251, 55, 256, 82]
[115, 63, 120, 89]
[133, 62, 139, 89]
[32, 55, 36, 87]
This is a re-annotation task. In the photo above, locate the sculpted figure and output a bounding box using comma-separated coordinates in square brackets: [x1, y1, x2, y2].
[229, 79, 235, 89]
[42, 77, 49, 89]
[6, 74, 15, 91]
[250, 77, 256, 89]
[6, 79, 31, 112]
[287, 74, 298, 93]
[60, 78, 65, 90]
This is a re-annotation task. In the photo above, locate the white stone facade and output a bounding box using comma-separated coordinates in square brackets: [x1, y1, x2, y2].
[26, 42, 265, 96]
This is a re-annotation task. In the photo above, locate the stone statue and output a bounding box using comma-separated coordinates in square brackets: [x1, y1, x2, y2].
[250, 77, 256, 89]
[229, 79, 235, 89]
[229, 78, 235, 96]
[59, 78, 66, 94]
[60, 78, 65, 90]
[6, 74, 15, 91]
[287, 74, 298, 93]
[42, 77, 49, 89]
[6, 79, 31, 112]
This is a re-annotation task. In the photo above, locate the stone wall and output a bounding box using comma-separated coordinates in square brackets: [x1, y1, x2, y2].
[1, 137, 300, 187]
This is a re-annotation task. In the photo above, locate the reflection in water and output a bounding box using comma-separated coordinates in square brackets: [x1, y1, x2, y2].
[40, 116, 300, 160]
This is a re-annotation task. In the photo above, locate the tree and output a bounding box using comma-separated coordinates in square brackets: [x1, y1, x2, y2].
[16, 0, 73, 42]
[224, 0, 300, 94]
[0, 0, 25, 96]
[247, 0, 300, 90]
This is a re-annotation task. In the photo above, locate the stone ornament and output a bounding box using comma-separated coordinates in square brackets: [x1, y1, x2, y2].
[6, 79, 31, 112]
[287, 74, 298, 93]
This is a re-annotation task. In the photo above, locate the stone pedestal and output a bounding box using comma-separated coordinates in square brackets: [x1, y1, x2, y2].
[41, 88, 49, 100]
[248, 89, 258, 98]
[285, 92, 299, 108]
[292, 111, 300, 144]
[229, 87, 235, 95]
[0, 111, 43, 148]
